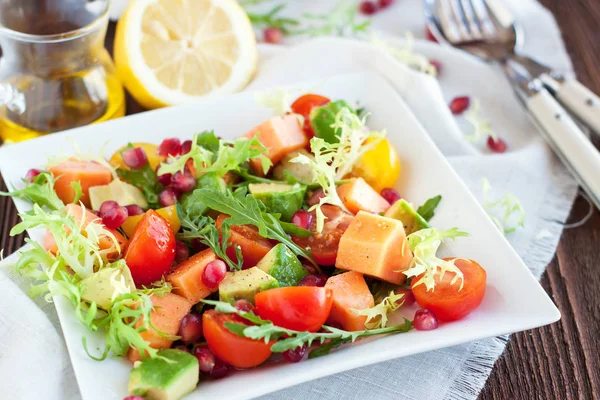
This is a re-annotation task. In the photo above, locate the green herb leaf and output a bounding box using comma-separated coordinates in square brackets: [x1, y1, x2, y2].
[116, 164, 162, 209]
[0, 171, 64, 211]
[195, 130, 221, 153]
[308, 338, 345, 358]
[416, 195, 442, 222]
[223, 322, 248, 337]
[244, 4, 300, 34]
[352, 291, 405, 329]
[481, 178, 525, 235]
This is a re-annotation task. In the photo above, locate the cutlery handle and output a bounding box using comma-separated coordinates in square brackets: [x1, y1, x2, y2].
[527, 89, 600, 209]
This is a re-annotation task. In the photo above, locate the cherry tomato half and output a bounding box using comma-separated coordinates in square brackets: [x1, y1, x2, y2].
[292, 205, 354, 266]
[215, 214, 273, 269]
[291, 94, 330, 138]
[202, 310, 272, 368]
[411, 258, 487, 322]
[125, 209, 175, 287]
[255, 287, 333, 332]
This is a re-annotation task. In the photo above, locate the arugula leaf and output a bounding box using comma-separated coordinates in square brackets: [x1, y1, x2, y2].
[195, 130, 220, 153]
[244, 4, 300, 34]
[0, 171, 64, 211]
[190, 187, 319, 270]
[116, 164, 162, 209]
[416, 195, 442, 222]
[179, 172, 228, 220]
[308, 338, 345, 358]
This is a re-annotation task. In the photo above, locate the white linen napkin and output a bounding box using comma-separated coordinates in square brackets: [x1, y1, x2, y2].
[0, 0, 578, 399]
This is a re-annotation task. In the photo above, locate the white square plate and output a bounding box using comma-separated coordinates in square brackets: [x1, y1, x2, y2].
[0, 72, 559, 400]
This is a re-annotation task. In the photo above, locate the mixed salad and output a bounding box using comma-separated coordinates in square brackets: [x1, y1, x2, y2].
[1, 93, 487, 400]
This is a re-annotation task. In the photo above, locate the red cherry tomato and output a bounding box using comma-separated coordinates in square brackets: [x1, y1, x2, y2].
[202, 310, 272, 368]
[255, 287, 333, 332]
[291, 94, 330, 138]
[125, 209, 175, 287]
[215, 214, 273, 269]
[411, 258, 487, 322]
[292, 205, 354, 265]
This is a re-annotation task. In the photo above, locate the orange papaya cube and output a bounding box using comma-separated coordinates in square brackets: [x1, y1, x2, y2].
[325, 271, 374, 331]
[215, 214, 273, 269]
[167, 248, 218, 304]
[336, 211, 412, 284]
[337, 177, 390, 215]
[126, 293, 192, 363]
[48, 159, 113, 208]
[244, 114, 308, 174]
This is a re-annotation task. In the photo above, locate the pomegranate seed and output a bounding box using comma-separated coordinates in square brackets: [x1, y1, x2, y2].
[414, 309, 439, 331]
[380, 188, 401, 204]
[178, 314, 203, 344]
[173, 344, 191, 353]
[283, 345, 307, 363]
[181, 140, 193, 155]
[449, 96, 471, 115]
[99, 200, 119, 216]
[308, 188, 325, 206]
[291, 210, 313, 230]
[123, 397, 145, 400]
[158, 188, 180, 207]
[122, 147, 148, 169]
[125, 204, 144, 216]
[102, 205, 128, 229]
[174, 241, 190, 264]
[191, 238, 208, 252]
[378, 0, 394, 8]
[158, 138, 182, 157]
[170, 171, 196, 193]
[298, 274, 328, 287]
[359, 1, 378, 15]
[487, 136, 507, 153]
[430, 60, 442, 75]
[425, 26, 438, 43]
[156, 164, 172, 186]
[394, 288, 415, 307]
[264, 27, 283, 44]
[193, 345, 216, 373]
[202, 259, 227, 288]
[209, 358, 230, 379]
[234, 299, 255, 312]
[25, 168, 42, 182]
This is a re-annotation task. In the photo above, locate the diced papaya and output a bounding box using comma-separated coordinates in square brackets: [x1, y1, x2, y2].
[126, 293, 192, 363]
[337, 177, 390, 215]
[167, 249, 218, 304]
[244, 114, 308, 175]
[336, 211, 413, 284]
[48, 159, 113, 208]
[215, 214, 273, 269]
[43, 204, 127, 259]
[121, 205, 181, 238]
[325, 271, 374, 331]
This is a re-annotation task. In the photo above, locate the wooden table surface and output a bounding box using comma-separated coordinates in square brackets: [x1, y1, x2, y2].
[1, 2, 599, 399]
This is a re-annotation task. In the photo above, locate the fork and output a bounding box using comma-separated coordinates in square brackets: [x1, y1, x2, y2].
[423, 0, 600, 211]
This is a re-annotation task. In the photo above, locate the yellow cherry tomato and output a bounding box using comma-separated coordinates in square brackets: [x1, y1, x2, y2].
[351, 137, 401, 192]
[121, 205, 181, 238]
[109, 142, 163, 170]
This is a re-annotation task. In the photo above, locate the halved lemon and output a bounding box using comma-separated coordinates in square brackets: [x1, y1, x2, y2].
[114, 0, 257, 109]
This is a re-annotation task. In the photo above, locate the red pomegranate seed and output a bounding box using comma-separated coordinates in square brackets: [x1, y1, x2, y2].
[449, 96, 471, 115]
[191, 238, 208, 252]
[298, 274, 328, 287]
[234, 299, 255, 313]
[170, 171, 196, 193]
[378, 0, 394, 8]
[178, 314, 203, 344]
[122, 147, 148, 169]
[202, 259, 227, 288]
[123, 396, 145, 400]
[487, 136, 507, 153]
[393, 288, 415, 307]
[380, 188, 401, 204]
[430, 60, 442, 75]
[158, 138, 182, 157]
[425, 26, 438, 43]
[125, 204, 144, 216]
[308, 188, 325, 206]
[414, 309, 439, 331]
[25, 168, 42, 182]
[173, 344, 190, 353]
[209, 358, 230, 379]
[158, 188, 180, 207]
[193, 345, 216, 373]
[157, 170, 172, 186]
[174, 240, 190, 264]
[291, 210, 313, 230]
[181, 140, 193, 155]
[283, 344, 307, 363]
[99, 200, 119, 217]
[102, 205, 128, 229]
[359, 1, 378, 15]
[264, 27, 283, 44]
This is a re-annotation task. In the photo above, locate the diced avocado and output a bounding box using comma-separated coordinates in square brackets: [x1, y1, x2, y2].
[89, 179, 148, 211]
[272, 149, 315, 184]
[80, 260, 135, 310]
[384, 199, 430, 235]
[128, 349, 199, 400]
[309, 100, 354, 144]
[256, 243, 308, 287]
[248, 182, 306, 221]
[219, 267, 279, 304]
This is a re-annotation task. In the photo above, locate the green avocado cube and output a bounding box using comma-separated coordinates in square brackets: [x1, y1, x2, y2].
[309, 100, 354, 144]
[384, 199, 430, 235]
[128, 349, 199, 400]
[256, 243, 308, 287]
[248, 183, 306, 221]
[272, 149, 315, 184]
[219, 267, 279, 304]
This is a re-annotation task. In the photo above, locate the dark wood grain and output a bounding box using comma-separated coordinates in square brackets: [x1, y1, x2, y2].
[1, 3, 599, 400]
